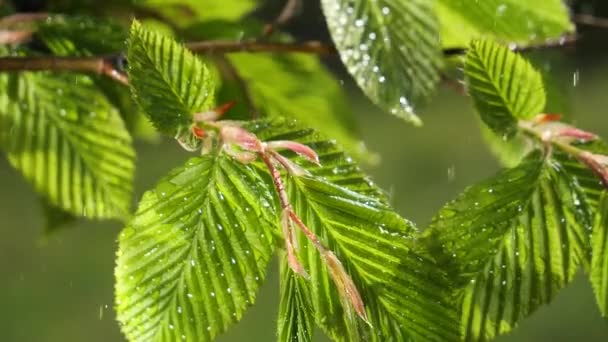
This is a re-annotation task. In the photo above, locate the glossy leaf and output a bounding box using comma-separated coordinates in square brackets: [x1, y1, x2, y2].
[465, 39, 546, 135]
[0, 73, 134, 219]
[249, 119, 459, 341]
[115, 154, 277, 341]
[127, 20, 215, 134]
[435, 0, 574, 48]
[277, 258, 314, 342]
[591, 192, 608, 317]
[321, 0, 442, 125]
[427, 151, 596, 340]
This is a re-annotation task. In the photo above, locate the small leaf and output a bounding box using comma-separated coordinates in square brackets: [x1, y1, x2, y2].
[0, 73, 134, 219]
[591, 192, 608, 317]
[321, 0, 443, 124]
[426, 151, 596, 340]
[127, 20, 215, 134]
[277, 257, 314, 342]
[435, 0, 574, 48]
[115, 154, 277, 341]
[465, 39, 546, 135]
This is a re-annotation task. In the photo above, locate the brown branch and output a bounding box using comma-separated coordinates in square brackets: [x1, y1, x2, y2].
[572, 14, 608, 29]
[0, 12, 49, 28]
[263, 0, 302, 37]
[0, 55, 128, 85]
[186, 40, 336, 55]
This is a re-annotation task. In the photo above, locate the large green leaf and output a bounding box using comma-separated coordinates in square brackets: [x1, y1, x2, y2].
[115, 154, 277, 341]
[435, 0, 574, 48]
[127, 20, 215, 134]
[321, 0, 442, 125]
[0, 73, 134, 219]
[591, 192, 608, 317]
[277, 258, 314, 342]
[249, 119, 459, 341]
[426, 151, 596, 340]
[465, 39, 546, 136]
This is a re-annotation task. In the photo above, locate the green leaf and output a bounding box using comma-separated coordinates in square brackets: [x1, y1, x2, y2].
[249, 118, 459, 341]
[34, 16, 159, 142]
[115, 154, 277, 341]
[465, 39, 546, 136]
[277, 257, 314, 342]
[0, 73, 134, 219]
[36, 15, 126, 55]
[127, 20, 215, 134]
[478, 53, 573, 167]
[321, 0, 443, 125]
[248, 117, 385, 201]
[426, 151, 596, 340]
[591, 192, 608, 317]
[435, 0, 574, 48]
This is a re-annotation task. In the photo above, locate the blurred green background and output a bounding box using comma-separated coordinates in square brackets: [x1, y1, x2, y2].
[2, 0, 608, 341]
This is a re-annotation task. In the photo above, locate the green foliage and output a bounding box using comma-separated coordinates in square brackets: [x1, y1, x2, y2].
[424, 42, 608, 340]
[185, 19, 368, 160]
[591, 193, 608, 317]
[251, 119, 459, 341]
[35, 16, 158, 141]
[127, 21, 215, 134]
[426, 150, 596, 340]
[321, 0, 443, 125]
[3, 2, 608, 342]
[465, 39, 546, 136]
[228, 53, 368, 159]
[0, 73, 134, 219]
[435, 0, 574, 48]
[36, 15, 126, 55]
[115, 154, 277, 341]
[278, 258, 314, 342]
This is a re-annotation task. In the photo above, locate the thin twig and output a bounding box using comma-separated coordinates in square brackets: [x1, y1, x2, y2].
[212, 55, 259, 118]
[186, 40, 336, 55]
[0, 55, 128, 85]
[0, 12, 49, 28]
[572, 13, 608, 29]
[263, 0, 302, 37]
